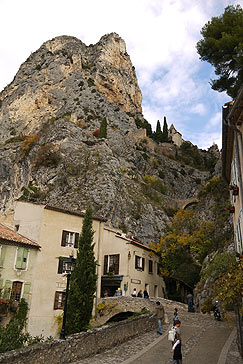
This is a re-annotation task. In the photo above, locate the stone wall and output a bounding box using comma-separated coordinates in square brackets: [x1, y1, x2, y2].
[0, 314, 157, 364]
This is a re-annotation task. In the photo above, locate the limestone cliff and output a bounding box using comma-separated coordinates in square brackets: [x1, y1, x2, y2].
[0, 33, 216, 242]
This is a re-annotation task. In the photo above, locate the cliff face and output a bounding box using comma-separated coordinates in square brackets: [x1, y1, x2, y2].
[0, 33, 214, 242]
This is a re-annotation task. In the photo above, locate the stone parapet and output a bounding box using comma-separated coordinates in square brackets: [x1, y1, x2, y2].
[0, 314, 157, 364]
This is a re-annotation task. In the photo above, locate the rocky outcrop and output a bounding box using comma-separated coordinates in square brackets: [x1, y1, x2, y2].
[0, 33, 215, 242]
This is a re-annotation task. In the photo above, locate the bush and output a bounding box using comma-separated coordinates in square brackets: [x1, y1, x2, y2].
[35, 144, 61, 168]
[201, 297, 213, 314]
[143, 175, 167, 195]
[21, 133, 40, 158]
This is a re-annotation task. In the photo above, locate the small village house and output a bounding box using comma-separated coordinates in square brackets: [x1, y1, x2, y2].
[101, 227, 165, 298]
[0, 223, 40, 324]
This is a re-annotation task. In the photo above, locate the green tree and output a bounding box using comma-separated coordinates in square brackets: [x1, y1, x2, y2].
[196, 5, 243, 98]
[153, 120, 163, 143]
[99, 117, 107, 138]
[66, 206, 97, 334]
[0, 299, 29, 353]
[162, 116, 168, 142]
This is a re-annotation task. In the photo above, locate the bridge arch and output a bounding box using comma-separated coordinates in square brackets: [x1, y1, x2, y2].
[95, 296, 158, 325]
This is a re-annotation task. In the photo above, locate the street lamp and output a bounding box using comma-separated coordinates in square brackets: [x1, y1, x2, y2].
[60, 255, 76, 340]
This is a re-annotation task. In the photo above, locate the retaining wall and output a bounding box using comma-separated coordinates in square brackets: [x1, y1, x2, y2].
[0, 314, 157, 364]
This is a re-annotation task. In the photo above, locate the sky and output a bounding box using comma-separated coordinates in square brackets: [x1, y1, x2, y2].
[1, 0, 243, 150]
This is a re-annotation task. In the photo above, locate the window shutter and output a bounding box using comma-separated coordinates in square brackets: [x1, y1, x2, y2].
[135, 256, 139, 269]
[74, 233, 79, 248]
[22, 282, 31, 301]
[104, 255, 108, 275]
[22, 248, 28, 269]
[61, 231, 68, 246]
[3, 280, 12, 299]
[114, 254, 119, 274]
[0, 278, 3, 289]
[142, 258, 145, 271]
[58, 258, 64, 274]
[54, 291, 59, 309]
[16, 247, 24, 269]
[0, 246, 7, 268]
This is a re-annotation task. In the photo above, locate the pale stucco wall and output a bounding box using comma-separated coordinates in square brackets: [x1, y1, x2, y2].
[102, 228, 165, 298]
[0, 244, 38, 302]
[14, 201, 104, 338]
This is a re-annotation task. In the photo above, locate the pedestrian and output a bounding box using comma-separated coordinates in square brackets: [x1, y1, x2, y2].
[137, 290, 143, 298]
[155, 301, 165, 335]
[131, 288, 137, 297]
[187, 292, 194, 312]
[171, 332, 182, 364]
[174, 319, 181, 336]
[173, 308, 179, 326]
[143, 289, 149, 298]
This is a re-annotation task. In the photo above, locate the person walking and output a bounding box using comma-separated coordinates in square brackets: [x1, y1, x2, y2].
[131, 288, 137, 297]
[187, 292, 194, 312]
[155, 301, 165, 335]
[173, 308, 179, 326]
[143, 289, 149, 298]
[137, 290, 143, 298]
[171, 332, 182, 364]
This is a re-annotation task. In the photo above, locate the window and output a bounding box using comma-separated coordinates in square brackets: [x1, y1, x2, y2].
[15, 247, 28, 270]
[57, 257, 67, 274]
[54, 291, 65, 309]
[103, 254, 120, 275]
[157, 262, 162, 276]
[11, 281, 23, 301]
[135, 255, 145, 271]
[61, 230, 79, 248]
[149, 260, 153, 274]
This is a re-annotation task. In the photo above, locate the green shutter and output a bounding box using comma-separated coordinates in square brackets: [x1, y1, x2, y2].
[0, 278, 3, 289]
[3, 280, 12, 299]
[16, 247, 28, 269]
[16, 247, 24, 269]
[0, 246, 7, 268]
[22, 248, 28, 269]
[22, 282, 31, 301]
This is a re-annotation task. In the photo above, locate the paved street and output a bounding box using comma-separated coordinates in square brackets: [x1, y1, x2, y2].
[71, 308, 243, 364]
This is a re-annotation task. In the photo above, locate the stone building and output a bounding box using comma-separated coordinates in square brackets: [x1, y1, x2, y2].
[168, 124, 183, 147]
[13, 200, 105, 337]
[222, 90, 243, 355]
[1, 200, 165, 338]
[101, 227, 165, 298]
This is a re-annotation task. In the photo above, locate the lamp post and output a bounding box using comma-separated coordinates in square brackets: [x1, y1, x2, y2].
[60, 255, 76, 340]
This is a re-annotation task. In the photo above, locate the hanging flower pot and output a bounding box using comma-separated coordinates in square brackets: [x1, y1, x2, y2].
[233, 186, 239, 196]
[229, 206, 235, 213]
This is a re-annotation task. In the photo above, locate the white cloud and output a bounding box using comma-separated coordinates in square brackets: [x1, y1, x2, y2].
[189, 104, 207, 115]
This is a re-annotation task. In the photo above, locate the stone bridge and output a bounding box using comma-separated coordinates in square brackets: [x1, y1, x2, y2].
[95, 296, 158, 325]
[94, 296, 185, 326]
[177, 197, 199, 210]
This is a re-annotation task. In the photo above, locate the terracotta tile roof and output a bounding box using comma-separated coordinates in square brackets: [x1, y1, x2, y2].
[0, 224, 40, 248]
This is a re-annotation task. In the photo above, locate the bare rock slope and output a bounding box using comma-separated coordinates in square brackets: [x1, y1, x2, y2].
[0, 33, 213, 242]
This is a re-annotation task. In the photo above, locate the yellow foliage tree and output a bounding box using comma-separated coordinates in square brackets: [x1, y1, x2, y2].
[151, 210, 214, 287]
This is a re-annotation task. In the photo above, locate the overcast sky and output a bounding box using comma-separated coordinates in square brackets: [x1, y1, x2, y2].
[1, 0, 243, 149]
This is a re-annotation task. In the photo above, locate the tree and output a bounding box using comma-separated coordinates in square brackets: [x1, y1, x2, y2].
[66, 206, 97, 334]
[153, 120, 163, 143]
[196, 5, 243, 98]
[162, 116, 168, 142]
[99, 117, 107, 138]
[150, 210, 214, 287]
